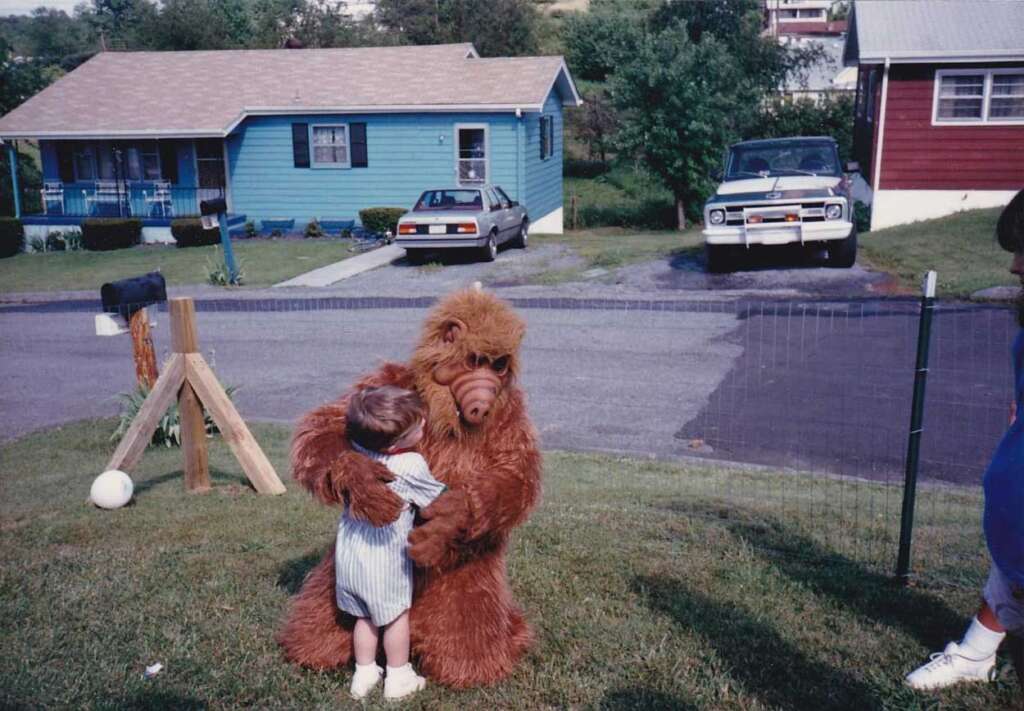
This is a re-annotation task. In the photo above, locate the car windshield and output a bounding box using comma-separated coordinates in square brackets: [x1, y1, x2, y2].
[414, 189, 483, 211]
[724, 142, 840, 179]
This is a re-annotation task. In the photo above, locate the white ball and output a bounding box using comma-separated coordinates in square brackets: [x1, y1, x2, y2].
[90, 469, 134, 509]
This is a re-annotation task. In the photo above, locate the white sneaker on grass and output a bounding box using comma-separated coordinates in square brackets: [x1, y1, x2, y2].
[350, 663, 383, 700]
[384, 663, 426, 700]
[905, 642, 997, 690]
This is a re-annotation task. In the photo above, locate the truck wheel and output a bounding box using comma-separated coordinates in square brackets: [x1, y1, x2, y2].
[480, 232, 498, 262]
[705, 244, 734, 273]
[826, 228, 858, 268]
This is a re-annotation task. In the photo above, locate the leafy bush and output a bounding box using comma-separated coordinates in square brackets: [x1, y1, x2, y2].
[304, 219, 324, 238]
[244, 221, 257, 238]
[0, 217, 24, 258]
[359, 207, 406, 236]
[576, 200, 678, 230]
[45, 231, 66, 251]
[564, 159, 611, 179]
[854, 201, 871, 234]
[206, 247, 244, 286]
[112, 382, 236, 448]
[172, 217, 220, 248]
[28, 236, 45, 253]
[81, 218, 142, 251]
[63, 229, 83, 251]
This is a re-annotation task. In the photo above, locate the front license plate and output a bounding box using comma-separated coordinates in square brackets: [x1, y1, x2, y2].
[429, 224, 446, 235]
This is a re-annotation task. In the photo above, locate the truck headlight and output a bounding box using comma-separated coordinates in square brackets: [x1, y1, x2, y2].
[825, 204, 843, 221]
[708, 209, 725, 225]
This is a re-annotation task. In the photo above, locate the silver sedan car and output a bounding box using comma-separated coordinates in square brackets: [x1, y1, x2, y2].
[396, 185, 529, 263]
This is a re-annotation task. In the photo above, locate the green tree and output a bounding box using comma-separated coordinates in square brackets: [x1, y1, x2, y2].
[609, 25, 751, 229]
[375, 0, 541, 56]
[79, 0, 160, 50]
[0, 37, 52, 116]
[138, 0, 253, 50]
[754, 93, 856, 161]
[562, 0, 653, 81]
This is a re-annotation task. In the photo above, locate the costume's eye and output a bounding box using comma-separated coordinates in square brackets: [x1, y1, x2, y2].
[466, 353, 482, 369]
[491, 355, 510, 375]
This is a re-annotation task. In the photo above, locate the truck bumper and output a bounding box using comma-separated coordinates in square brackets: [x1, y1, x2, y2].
[703, 221, 853, 247]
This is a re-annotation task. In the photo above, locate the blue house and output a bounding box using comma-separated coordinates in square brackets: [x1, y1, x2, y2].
[0, 43, 581, 242]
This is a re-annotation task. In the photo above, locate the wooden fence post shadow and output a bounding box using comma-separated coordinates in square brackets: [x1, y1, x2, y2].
[106, 297, 286, 496]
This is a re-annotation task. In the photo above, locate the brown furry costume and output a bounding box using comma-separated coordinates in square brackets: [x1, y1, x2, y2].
[277, 289, 542, 687]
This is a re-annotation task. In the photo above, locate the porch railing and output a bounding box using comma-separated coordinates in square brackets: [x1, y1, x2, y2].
[23, 184, 224, 220]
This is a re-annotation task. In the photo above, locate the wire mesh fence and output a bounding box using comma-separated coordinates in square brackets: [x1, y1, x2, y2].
[0, 293, 1013, 586]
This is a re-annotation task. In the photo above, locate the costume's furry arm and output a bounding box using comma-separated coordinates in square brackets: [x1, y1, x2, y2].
[290, 363, 412, 526]
[409, 390, 541, 568]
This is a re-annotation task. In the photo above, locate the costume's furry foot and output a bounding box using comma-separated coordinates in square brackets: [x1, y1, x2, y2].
[277, 547, 354, 669]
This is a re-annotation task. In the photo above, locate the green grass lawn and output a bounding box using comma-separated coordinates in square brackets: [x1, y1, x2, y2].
[1, 420, 1017, 709]
[0, 239, 358, 294]
[861, 207, 1015, 299]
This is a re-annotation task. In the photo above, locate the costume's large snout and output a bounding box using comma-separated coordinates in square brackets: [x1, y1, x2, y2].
[434, 362, 501, 425]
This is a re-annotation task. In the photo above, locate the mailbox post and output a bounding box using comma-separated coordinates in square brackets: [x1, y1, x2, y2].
[200, 197, 238, 284]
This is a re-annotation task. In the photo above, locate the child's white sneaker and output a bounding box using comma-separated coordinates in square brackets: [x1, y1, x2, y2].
[350, 663, 383, 700]
[905, 642, 997, 690]
[384, 663, 426, 700]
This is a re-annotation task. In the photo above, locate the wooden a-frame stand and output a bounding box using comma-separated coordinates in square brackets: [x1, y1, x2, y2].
[106, 297, 286, 495]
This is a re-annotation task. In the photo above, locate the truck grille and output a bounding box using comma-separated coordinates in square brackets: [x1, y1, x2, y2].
[725, 202, 828, 226]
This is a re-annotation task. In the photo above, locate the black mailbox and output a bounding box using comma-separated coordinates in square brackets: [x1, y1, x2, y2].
[200, 198, 228, 216]
[101, 271, 167, 319]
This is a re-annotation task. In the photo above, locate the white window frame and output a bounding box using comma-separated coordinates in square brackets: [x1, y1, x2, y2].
[309, 123, 352, 169]
[454, 123, 489, 187]
[932, 68, 1024, 126]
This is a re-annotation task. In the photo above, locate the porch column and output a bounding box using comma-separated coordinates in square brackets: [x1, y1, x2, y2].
[6, 143, 21, 219]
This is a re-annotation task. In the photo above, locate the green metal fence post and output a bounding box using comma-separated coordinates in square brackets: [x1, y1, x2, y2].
[7, 143, 22, 219]
[216, 211, 238, 285]
[896, 270, 937, 584]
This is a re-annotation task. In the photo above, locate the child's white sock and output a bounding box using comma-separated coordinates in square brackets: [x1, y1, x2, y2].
[960, 616, 1005, 659]
[350, 662, 383, 700]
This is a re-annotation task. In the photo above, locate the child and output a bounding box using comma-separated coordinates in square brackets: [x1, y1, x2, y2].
[336, 385, 446, 700]
[906, 191, 1024, 692]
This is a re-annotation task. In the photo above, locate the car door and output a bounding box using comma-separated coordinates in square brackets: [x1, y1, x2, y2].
[487, 187, 517, 243]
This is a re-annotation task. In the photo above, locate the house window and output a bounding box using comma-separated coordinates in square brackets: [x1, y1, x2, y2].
[540, 115, 555, 160]
[311, 124, 350, 167]
[125, 142, 161, 181]
[73, 144, 96, 181]
[456, 125, 487, 185]
[934, 69, 1024, 124]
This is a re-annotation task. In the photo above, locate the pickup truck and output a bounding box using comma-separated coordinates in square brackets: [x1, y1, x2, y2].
[702, 137, 859, 272]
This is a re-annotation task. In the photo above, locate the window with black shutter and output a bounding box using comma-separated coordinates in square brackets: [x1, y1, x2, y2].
[540, 116, 554, 160]
[158, 141, 178, 183]
[350, 122, 367, 168]
[292, 123, 310, 168]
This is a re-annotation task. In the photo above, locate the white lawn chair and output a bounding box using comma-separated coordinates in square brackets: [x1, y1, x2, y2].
[39, 182, 64, 215]
[143, 181, 174, 217]
[85, 180, 131, 217]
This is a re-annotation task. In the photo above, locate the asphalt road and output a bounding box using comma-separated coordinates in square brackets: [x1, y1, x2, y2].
[0, 293, 1013, 486]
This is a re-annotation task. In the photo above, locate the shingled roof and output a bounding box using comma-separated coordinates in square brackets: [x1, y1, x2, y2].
[845, 0, 1024, 65]
[0, 43, 581, 139]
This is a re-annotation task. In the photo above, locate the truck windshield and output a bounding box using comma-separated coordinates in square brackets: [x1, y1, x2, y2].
[414, 190, 483, 211]
[725, 143, 840, 180]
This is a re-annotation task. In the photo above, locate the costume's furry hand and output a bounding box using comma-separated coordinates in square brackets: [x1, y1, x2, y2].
[334, 451, 402, 526]
[408, 490, 472, 569]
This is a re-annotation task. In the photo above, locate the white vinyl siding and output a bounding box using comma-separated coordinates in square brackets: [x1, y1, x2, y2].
[934, 69, 1024, 125]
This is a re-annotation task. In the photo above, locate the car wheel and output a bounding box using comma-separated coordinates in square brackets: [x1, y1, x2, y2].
[480, 232, 497, 262]
[511, 221, 528, 249]
[406, 249, 427, 265]
[826, 228, 857, 268]
[705, 244, 734, 274]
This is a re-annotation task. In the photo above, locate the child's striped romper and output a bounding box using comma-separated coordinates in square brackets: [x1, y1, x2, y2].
[335, 443, 447, 626]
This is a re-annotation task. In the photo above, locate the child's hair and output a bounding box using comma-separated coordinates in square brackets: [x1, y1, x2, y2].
[346, 386, 424, 452]
[997, 188, 1024, 253]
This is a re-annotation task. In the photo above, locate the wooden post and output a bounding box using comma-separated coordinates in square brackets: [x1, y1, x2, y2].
[128, 307, 159, 389]
[570, 193, 578, 231]
[170, 298, 210, 493]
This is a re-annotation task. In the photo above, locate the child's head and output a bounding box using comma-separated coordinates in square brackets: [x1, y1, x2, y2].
[346, 386, 425, 453]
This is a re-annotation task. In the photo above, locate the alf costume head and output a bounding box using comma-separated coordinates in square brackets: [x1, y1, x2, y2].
[410, 287, 526, 437]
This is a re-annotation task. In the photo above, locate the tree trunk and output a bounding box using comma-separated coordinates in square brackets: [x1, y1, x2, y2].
[676, 196, 687, 231]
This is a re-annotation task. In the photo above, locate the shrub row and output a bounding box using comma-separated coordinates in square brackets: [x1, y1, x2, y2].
[172, 218, 220, 248]
[81, 218, 142, 251]
[359, 207, 406, 236]
[564, 158, 611, 179]
[574, 200, 678, 230]
[0, 217, 24, 259]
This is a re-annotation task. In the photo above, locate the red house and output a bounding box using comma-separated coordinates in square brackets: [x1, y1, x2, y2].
[844, 0, 1024, 230]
